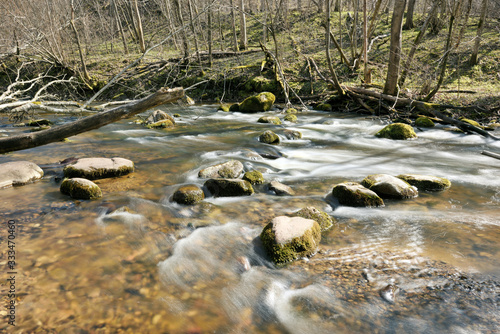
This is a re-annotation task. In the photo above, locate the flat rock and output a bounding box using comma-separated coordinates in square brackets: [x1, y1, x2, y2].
[268, 181, 295, 196]
[63, 157, 134, 180]
[204, 178, 254, 197]
[332, 182, 384, 207]
[362, 174, 418, 199]
[198, 160, 244, 179]
[293, 206, 335, 231]
[397, 174, 451, 191]
[60, 178, 102, 200]
[0, 161, 44, 188]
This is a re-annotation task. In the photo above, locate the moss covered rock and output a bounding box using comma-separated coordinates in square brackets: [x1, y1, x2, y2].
[243, 170, 265, 185]
[217, 104, 231, 112]
[146, 119, 175, 129]
[314, 103, 332, 111]
[60, 178, 102, 200]
[332, 182, 384, 207]
[229, 103, 240, 111]
[293, 207, 335, 231]
[259, 130, 280, 144]
[26, 119, 53, 126]
[245, 76, 276, 92]
[198, 160, 244, 179]
[258, 116, 282, 125]
[239, 92, 276, 113]
[268, 181, 295, 196]
[146, 110, 175, 125]
[397, 174, 451, 192]
[0, 161, 44, 188]
[172, 185, 205, 205]
[284, 114, 298, 123]
[285, 108, 298, 114]
[204, 178, 254, 197]
[63, 157, 134, 180]
[375, 123, 417, 140]
[361, 174, 418, 199]
[415, 117, 435, 127]
[260, 216, 321, 265]
[283, 129, 302, 140]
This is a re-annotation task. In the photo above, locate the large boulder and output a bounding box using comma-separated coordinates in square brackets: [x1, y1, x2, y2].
[243, 170, 265, 185]
[415, 117, 435, 128]
[268, 181, 295, 196]
[172, 185, 205, 205]
[397, 174, 451, 192]
[292, 207, 335, 231]
[331, 182, 384, 207]
[239, 92, 276, 113]
[362, 174, 418, 199]
[0, 161, 44, 188]
[375, 123, 417, 140]
[63, 157, 134, 180]
[259, 130, 280, 144]
[204, 178, 254, 197]
[198, 160, 244, 179]
[260, 216, 321, 264]
[60, 178, 102, 200]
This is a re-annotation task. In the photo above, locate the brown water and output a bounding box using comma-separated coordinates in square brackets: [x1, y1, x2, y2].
[1, 105, 499, 333]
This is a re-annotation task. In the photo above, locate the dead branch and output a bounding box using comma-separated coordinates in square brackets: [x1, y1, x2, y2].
[481, 151, 500, 160]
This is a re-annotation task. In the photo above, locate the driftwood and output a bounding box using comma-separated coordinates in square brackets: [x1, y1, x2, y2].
[0, 87, 184, 154]
[481, 150, 500, 160]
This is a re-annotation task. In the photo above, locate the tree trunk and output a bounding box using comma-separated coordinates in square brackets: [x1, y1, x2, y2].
[363, 0, 369, 83]
[207, 2, 213, 67]
[469, 0, 488, 65]
[187, 0, 201, 63]
[230, 0, 239, 52]
[0, 88, 184, 154]
[383, 0, 407, 96]
[326, 0, 345, 96]
[113, 0, 129, 54]
[132, 0, 146, 52]
[239, 0, 248, 50]
[70, 0, 91, 82]
[173, 0, 190, 58]
[403, 0, 416, 30]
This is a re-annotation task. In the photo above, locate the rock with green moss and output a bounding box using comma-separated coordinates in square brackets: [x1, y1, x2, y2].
[314, 103, 332, 111]
[268, 181, 295, 196]
[332, 182, 384, 207]
[361, 174, 418, 199]
[245, 76, 275, 92]
[459, 118, 481, 128]
[284, 114, 298, 123]
[260, 216, 321, 264]
[146, 110, 175, 125]
[146, 119, 175, 129]
[229, 103, 240, 111]
[204, 178, 254, 197]
[217, 104, 231, 112]
[173, 185, 205, 204]
[397, 174, 451, 192]
[258, 116, 282, 125]
[239, 92, 276, 113]
[26, 119, 53, 126]
[375, 123, 417, 140]
[293, 207, 335, 231]
[259, 130, 280, 144]
[0, 161, 44, 188]
[283, 129, 302, 140]
[285, 108, 298, 114]
[63, 157, 134, 180]
[243, 170, 264, 185]
[173, 113, 181, 118]
[198, 160, 244, 179]
[60, 178, 102, 200]
[415, 117, 435, 127]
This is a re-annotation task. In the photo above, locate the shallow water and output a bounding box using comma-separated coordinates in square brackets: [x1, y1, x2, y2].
[1, 104, 499, 333]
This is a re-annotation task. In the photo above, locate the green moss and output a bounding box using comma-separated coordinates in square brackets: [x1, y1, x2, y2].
[60, 178, 102, 200]
[460, 118, 481, 128]
[244, 76, 276, 92]
[397, 174, 451, 191]
[243, 170, 264, 184]
[285, 108, 298, 114]
[375, 123, 417, 140]
[173, 113, 181, 117]
[146, 119, 174, 129]
[63, 164, 134, 180]
[415, 117, 435, 127]
[26, 119, 52, 126]
[258, 116, 282, 125]
[293, 207, 335, 231]
[172, 185, 205, 205]
[217, 104, 231, 112]
[314, 103, 332, 111]
[284, 114, 298, 123]
[259, 130, 280, 144]
[239, 92, 276, 112]
[332, 182, 384, 207]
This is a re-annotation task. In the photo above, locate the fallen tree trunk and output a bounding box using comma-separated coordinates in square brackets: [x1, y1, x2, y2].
[0, 87, 184, 154]
[481, 150, 500, 160]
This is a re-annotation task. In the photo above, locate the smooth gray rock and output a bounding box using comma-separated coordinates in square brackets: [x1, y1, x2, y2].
[198, 160, 244, 179]
[0, 161, 44, 188]
[60, 178, 102, 200]
[362, 174, 418, 199]
[268, 181, 295, 196]
[397, 174, 451, 192]
[63, 157, 134, 180]
[331, 182, 384, 207]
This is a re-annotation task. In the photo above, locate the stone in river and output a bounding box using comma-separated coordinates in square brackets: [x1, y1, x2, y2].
[242, 170, 265, 185]
[239, 92, 276, 113]
[204, 178, 254, 197]
[362, 174, 418, 199]
[0, 161, 44, 188]
[397, 174, 451, 192]
[198, 160, 244, 179]
[331, 182, 384, 207]
[172, 185, 205, 205]
[259, 130, 280, 145]
[292, 207, 335, 231]
[258, 116, 281, 125]
[268, 181, 295, 196]
[63, 157, 134, 180]
[375, 123, 417, 140]
[60, 178, 102, 200]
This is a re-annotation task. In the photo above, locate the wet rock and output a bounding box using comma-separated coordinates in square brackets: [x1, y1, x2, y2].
[283, 129, 302, 140]
[259, 130, 280, 144]
[146, 119, 174, 129]
[229, 103, 240, 111]
[258, 116, 281, 125]
[198, 160, 244, 179]
[243, 170, 264, 185]
[284, 114, 298, 123]
[217, 104, 230, 112]
[146, 110, 175, 125]
[60, 178, 102, 200]
[0, 161, 44, 188]
[331, 182, 384, 207]
[204, 178, 254, 197]
[375, 123, 417, 140]
[63, 157, 134, 180]
[239, 92, 276, 113]
[361, 174, 418, 199]
[172, 185, 205, 205]
[397, 174, 451, 192]
[284, 107, 298, 114]
[314, 103, 332, 111]
[26, 119, 53, 126]
[292, 207, 335, 231]
[268, 181, 295, 196]
[260, 216, 321, 264]
[415, 116, 435, 128]
[379, 284, 399, 304]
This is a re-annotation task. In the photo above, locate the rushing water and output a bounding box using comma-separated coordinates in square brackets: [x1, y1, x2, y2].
[1, 104, 499, 333]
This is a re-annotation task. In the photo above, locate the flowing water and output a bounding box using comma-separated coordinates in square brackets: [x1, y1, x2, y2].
[1, 104, 499, 333]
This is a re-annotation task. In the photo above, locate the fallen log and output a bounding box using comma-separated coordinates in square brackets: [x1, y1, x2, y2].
[0, 87, 184, 154]
[481, 150, 500, 160]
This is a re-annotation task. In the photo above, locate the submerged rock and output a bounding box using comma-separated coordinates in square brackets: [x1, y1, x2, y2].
[268, 181, 295, 196]
[0, 161, 44, 188]
[258, 116, 282, 125]
[397, 174, 451, 192]
[172, 185, 205, 205]
[283, 129, 302, 140]
[331, 182, 384, 207]
[63, 157, 134, 180]
[243, 170, 265, 185]
[146, 119, 174, 129]
[239, 92, 276, 113]
[375, 123, 417, 140]
[362, 174, 418, 199]
[146, 110, 175, 125]
[293, 207, 335, 231]
[60, 178, 102, 200]
[259, 130, 280, 144]
[198, 160, 244, 179]
[204, 178, 254, 197]
[260, 216, 321, 264]
[415, 116, 435, 128]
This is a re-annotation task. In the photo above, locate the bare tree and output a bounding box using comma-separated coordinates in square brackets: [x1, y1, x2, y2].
[469, 0, 488, 65]
[132, 0, 146, 52]
[403, 0, 416, 30]
[239, 0, 248, 50]
[383, 0, 406, 96]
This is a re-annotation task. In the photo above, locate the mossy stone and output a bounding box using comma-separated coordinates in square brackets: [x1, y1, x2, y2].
[314, 103, 332, 111]
[283, 129, 302, 140]
[173, 185, 205, 205]
[460, 118, 481, 128]
[285, 108, 298, 114]
[284, 114, 298, 123]
[258, 116, 282, 125]
[146, 119, 174, 129]
[260, 216, 321, 265]
[259, 130, 280, 144]
[204, 178, 254, 197]
[245, 76, 275, 92]
[332, 182, 384, 207]
[229, 103, 240, 111]
[63, 158, 134, 180]
[198, 160, 244, 179]
[239, 92, 276, 113]
[218, 104, 231, 112]
[415, 117, 435, 127]
[361, 174, 418, 199]
[146, 110, 175, 125]
[26, 119, 53, 126]
[293, 207, 335, 231]
[375, 123, 417, 140]
[60, 178, 102, 200]
[243, 170, 264, 185]
[397, 174, 451, 192]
